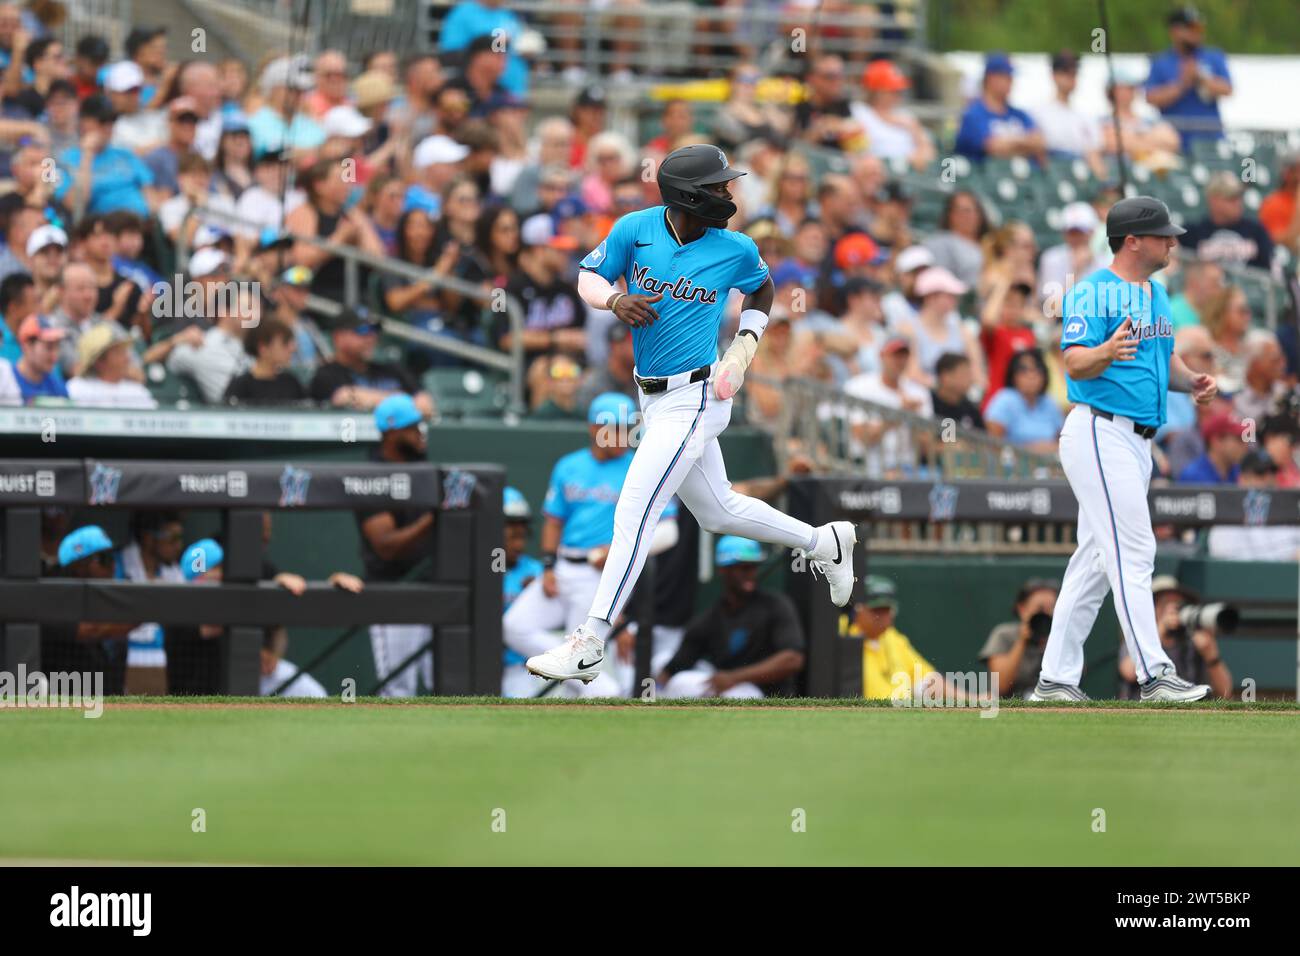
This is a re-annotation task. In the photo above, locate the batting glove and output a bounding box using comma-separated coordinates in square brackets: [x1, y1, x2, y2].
[714, 331, 758, 401]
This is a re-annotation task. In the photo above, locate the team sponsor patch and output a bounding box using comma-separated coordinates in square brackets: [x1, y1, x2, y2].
[581, 241, 607, 269]
[1061, 315, 1088, 344]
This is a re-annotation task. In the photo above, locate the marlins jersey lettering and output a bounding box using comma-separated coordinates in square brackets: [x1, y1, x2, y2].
[579, 205, 769, 377]
[543, 447, 677, 550]
[1061, 268, 1174, 427]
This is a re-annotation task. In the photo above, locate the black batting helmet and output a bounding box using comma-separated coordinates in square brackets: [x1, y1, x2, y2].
[657, 144, 745, 228]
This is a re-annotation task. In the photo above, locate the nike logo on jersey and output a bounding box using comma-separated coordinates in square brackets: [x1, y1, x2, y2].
[630, 262, 718, 305]
[634, 241, 652, 247]
[577, 657, 602, 670]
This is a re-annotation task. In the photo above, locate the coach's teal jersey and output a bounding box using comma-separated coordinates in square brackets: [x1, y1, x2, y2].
[543, 447, 677, 550]
[1061, 268, 1174, 427]
[579, 206, 770, 377]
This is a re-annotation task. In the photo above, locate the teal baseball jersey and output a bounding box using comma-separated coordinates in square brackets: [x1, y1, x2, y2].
[1061, 268, 1174, 427]
[579, 205, 770, 377]
[543, 446, 677, 550]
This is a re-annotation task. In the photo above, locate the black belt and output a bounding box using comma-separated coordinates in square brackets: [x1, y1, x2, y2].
[1090, 406, 1158, 440]
[635, 365, 711, 395]
[561, 554, 591, 564]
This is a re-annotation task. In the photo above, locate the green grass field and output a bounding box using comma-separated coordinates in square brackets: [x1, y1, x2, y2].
[3, 699, 1298, 866]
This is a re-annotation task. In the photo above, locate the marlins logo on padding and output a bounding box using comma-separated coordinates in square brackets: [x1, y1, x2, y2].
[89, 463, 122, 505]
[442, 469, 477, 509]
[279, 465, 312, 507]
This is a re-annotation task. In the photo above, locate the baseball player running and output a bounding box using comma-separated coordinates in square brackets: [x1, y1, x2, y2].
[526, 144, 857, 683]
[1033, 196, 1218, 703]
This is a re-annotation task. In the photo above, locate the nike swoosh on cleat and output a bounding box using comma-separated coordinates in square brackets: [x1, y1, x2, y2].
[832, 528, 842, 564]
[576, 657, 602, 670]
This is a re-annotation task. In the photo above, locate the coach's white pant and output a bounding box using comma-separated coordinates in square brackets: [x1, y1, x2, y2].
[504, 560, 602, 658]
[1041, 407, 1174, 686]
[589, 377, 816, 625]
[370, 624, 433, 697]
[661, 667, 764, 699]
[261, 658, 328, 698]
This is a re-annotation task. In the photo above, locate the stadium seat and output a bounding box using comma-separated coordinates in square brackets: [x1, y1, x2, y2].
[421, 367, 510, 419]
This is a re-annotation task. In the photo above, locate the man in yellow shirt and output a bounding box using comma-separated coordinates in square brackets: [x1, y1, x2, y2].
[842, 575, 940, 700]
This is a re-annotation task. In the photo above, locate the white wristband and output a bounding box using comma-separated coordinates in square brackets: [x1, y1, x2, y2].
[738, 309, 768, 340]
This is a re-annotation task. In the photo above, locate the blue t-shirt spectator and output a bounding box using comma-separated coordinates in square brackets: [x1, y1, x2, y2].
[984, 387, 1064, 446]
[1145, 46, 1231, 150]
[248, 107, 325, 157]
[15, 365, 68, 402]
[438, 1, 529, 96]
[955, 100, 1037, 162]
[55, 146, 154, 216]
[1178, 453, 1238, 484]
[143, 145, 181, 195]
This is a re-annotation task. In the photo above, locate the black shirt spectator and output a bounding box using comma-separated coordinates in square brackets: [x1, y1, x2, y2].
[1179, 172, 1275, 271]
[310, 356, 418, 404]
[224, 317, 308, 406]
[225, 371, 307, 404]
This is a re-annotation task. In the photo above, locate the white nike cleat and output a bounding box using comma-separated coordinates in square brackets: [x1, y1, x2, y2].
[1139, 666, 1210, 703]
[806, 521, 858, 608]
[525, 624, 606, 683]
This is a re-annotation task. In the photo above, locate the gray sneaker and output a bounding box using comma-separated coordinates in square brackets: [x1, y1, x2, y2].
[1029, 678, 1091, 702]
[1140, 667, 1210, 702]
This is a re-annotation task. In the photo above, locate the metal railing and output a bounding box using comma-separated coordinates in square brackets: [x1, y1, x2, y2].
[59, 0, 133, 56]
[175, 204, 527, 415]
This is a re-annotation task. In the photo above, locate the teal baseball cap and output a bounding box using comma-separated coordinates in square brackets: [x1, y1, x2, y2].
[588, 391, 636, 426]
[374, 393, 422, 433]
[503, 486, 531, 521]
[715, 535, 764, 568]
[182, 538, 224, 580]
[57, 525, 114, 567]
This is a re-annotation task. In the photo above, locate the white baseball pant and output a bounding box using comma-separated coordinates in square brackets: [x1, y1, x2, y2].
[1040, 406, 1174, 685]
[370, 624, 433, 697]
[662, 667, 764, 699]
[588, 376, 817, 625]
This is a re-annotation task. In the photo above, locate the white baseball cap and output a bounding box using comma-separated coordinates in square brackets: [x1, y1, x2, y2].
[322, 104, 372, 139]
[26, 223, 68, 257]
[260, 55, 314, 93]
[412, 134, 469, 170]
[104, 60, 145, 93]
[915, 266, 968, 297]
[895, 245, 936, 274]
[1062, 201, 1100, 233]
[188, 247, 232, 278]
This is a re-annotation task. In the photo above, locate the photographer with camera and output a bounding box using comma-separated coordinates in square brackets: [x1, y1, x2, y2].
[979, 578, 1059, 698]
[1118, 576, 1234, 700]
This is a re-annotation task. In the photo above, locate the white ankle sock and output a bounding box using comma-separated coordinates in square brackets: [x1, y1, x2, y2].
[584, 617, 612, 643]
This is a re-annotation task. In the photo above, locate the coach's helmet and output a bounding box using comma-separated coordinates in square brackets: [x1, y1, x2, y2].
[657, 144, 745, 228]
[1105, 196, 1185, 238]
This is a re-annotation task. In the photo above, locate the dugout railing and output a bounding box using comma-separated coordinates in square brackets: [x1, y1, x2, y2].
[0, 458, 504, 696]
[784, 475, 1300, 698]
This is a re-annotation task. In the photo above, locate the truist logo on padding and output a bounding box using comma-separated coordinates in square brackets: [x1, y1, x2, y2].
[630, 262, 718, 305]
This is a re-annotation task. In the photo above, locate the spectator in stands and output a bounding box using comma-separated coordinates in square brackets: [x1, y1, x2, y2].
[25, 222, 65, 315]
[979, 220, 1037, 302]
[248, 55, 323, 157]
[213, 114, 255, 201]
[360, 394, 435, 697]
[475, 204, 520, 286]
[0, 270, 36, 363]
[510, 121, 573, 214]
[45, 261, 106, 377]
[980, 577, 1059, 698]
[46, 525, 134, 696]
[1031, 50, 1105, 178]
[1118, 575, 1233, 700]
[580, 131, 635, 217]
[105, 60, 162, 154]
[826, 276, 888, 380]
[309, 307, 434, 415]
[644, 98, 697, 158]
[1159, 325, 1217, 467]
[794, 54, 862, 152]
[979, 274, 1036, 403]
[175, 60, 224, 160]
[1038, 201, 1105, 318]
[1177, 409, 1245, 483]
[0, 200, 39, 281]
[234, 149, 301, 239]
[71, 34, 108, 100]
[576, 322, 636, 412]
[304, 49, 349, 120]
[163, 248, 249, 403]
[845, 334, 931, 477]
[439, 0, 528, 96]
[850, 59, 933, 171]
[713, 63, 788, 153]
[923, 190, 986, 289]
[1179, 171, 1273, 271]
[7, 34, 68, 120]
[865, 180, 913, 257]
[380, 207, 445, 335]
[41, 76, 79, 155]
[118, 510, 185, 695]
[1144, 5, 1232, 151]
[56, 94, 162, 218]
[218, 57, 249, 115]
[431, 82, 472, 143]
[286, 157, 385, 305]
[72, 215, 147, 335]
[930, 352, 984, 432]
[1100, 65, 1181, 171]
[657, 536, 805, 699]
[445, 34, 512, 120]
[387, 52, 442, 148]
[1168, 258, 1223, 330]
[143, 96, 199, 197]
[14, 314, 67, 401]
[426, 174, 492, 350]
[67, 322, 156, 408]
[896, 266, 984, 392]
[880, 244, 932, 329]
[498, 218, 584, 372]
[125, 26, 169, 107]
[758, 151, 814, 237]
[364, 174, 405, 255]
[1259, 152, 1300, 253]
[268, 265, 323, 369]
[526, 353, 583, 419]
[1232, 329, 1287, 424]
[984, 348, 1063, 454]
[106, 212, 162, 307]
[224, 317, 307, 406]
[6, 140, 67, 225]
[1200, 284, 1252, 392]
[955, 52, 1046, 165]
[1261, 414, 1300, 488]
